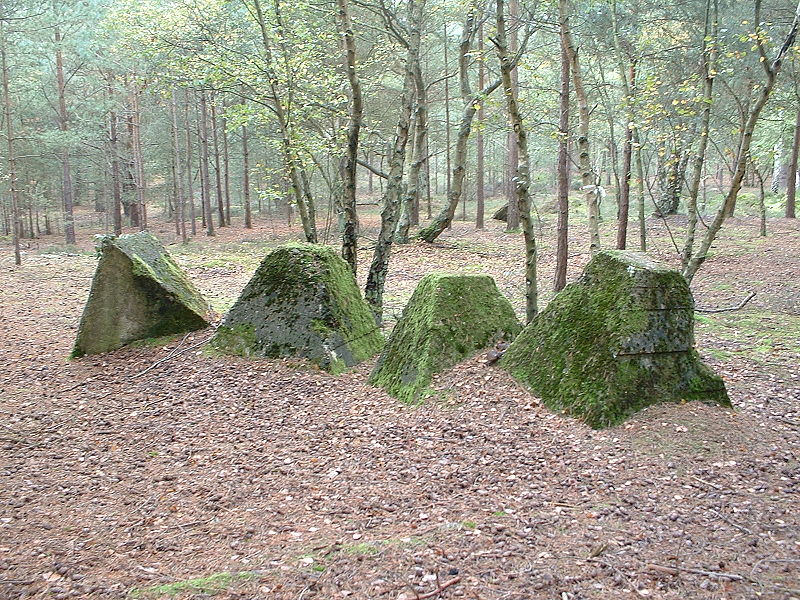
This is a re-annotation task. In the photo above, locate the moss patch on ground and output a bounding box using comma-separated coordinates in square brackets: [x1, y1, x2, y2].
[129, 571, 257, 598]
[72, 232, 211, 358]
[370, 273, 521, 402]
[209, 242, 383, 372]
[501, 250, 730, 428]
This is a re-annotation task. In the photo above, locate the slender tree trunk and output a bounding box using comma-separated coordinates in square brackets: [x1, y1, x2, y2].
[222, 108, 232, 227]
[337, 0, 363, 274]
[684, 0, 800, 282]
[681, 0, 717, 269]
[755, 164, 767, 236]
[398, 57, 429, 243]
[199, 90, 215, 236]
[443, 21, 452, 202]
[130, 84, 147, 230]
[611, 0, 636, 249]
[634, 131, 646, 250]
[171, 90, 187, 243]
[184, 89, 197, 236]
[497, 0, 537, 321]
[251, 0, 317, 242]
[476, 24, 485, 230]
[1, 37, 21, 265]
[786, 106, 800, 218]
[364, 0, 424, 321]
[242, 121, 253, 228]
[55, 23, 75, 244]
[554, 4, 570, 292]
[505, 0, 521, 231]
[106, 78, 123, 236]
[211, 102, 226, 227]
[418, 4, 502, 242]
[560, 0, 598, 253]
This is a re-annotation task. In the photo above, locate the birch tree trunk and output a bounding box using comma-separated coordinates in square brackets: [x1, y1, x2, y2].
[505, 0, 521, 231]
[251, 0, 317, 242]
[106, 76, 123, 236]
[418, 3, 502, 242]
[560, 0, 599, 253]
[476, 24, 485, 230]
[683, 0, 800, 282]
[554, 0, 571, 293]
[364, 0, 424, 321]
[337, 0, 363, 274]
[681, 0, 717, 269]
[397, 57, 428, 243]
[496, 0, 537, 322]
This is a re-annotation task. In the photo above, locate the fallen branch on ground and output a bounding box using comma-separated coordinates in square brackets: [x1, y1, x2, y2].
[696, 291, 756, 313]
[646, 563, 746, 581]
[133, 329, 217, 378]
[415, 577, 461, 599]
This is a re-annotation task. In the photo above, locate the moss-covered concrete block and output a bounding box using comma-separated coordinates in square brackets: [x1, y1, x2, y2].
[369, 273, 521, 402]
[72, 233, 211, 357]
[209, 243, 383, 373]
[500, 250, 730, 428]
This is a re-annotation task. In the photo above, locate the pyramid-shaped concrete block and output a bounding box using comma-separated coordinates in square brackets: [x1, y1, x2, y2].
[209, 243, 383, 373]
[501, 250, 730, 428]
[370, 273, 521, 402]
[72, 232, 211, 357]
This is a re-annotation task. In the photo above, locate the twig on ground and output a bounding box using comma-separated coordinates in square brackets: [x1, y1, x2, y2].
[646, 563, 746, 581]
[133, 332, 215, 379]
[691, 475, 722, 490]
[587, 559, 648, 597]
[696, 291, 756, 313]
[55, 380, 89, 394]
[416, 576, 461, 599]
[708, 508, 753, 535]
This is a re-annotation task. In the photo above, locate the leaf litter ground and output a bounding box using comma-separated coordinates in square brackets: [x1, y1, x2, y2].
[1, 212, 798, 599]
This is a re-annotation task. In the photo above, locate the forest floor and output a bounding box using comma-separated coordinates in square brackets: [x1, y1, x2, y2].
[1, 205, 799, 600]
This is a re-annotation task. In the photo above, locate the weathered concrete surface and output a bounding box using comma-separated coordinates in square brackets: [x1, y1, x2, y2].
[210, 243, 383, 373]
[501, 250, 730, 428]
[72, 233, 211, 357]
[370, 273, 521, 402]
[492, 204, 508, 222]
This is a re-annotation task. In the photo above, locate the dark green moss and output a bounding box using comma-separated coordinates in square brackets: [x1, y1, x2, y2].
[369, 273, 521, 402]
[210, 243, 383, 372]
[500, 250, 730, 428]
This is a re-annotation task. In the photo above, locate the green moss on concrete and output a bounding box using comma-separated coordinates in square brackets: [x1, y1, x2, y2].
[501, 250, 730, 428]
[72, 233, 211, 358]
[209, 243, 383, 372]
[369, 273, 521, 402]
